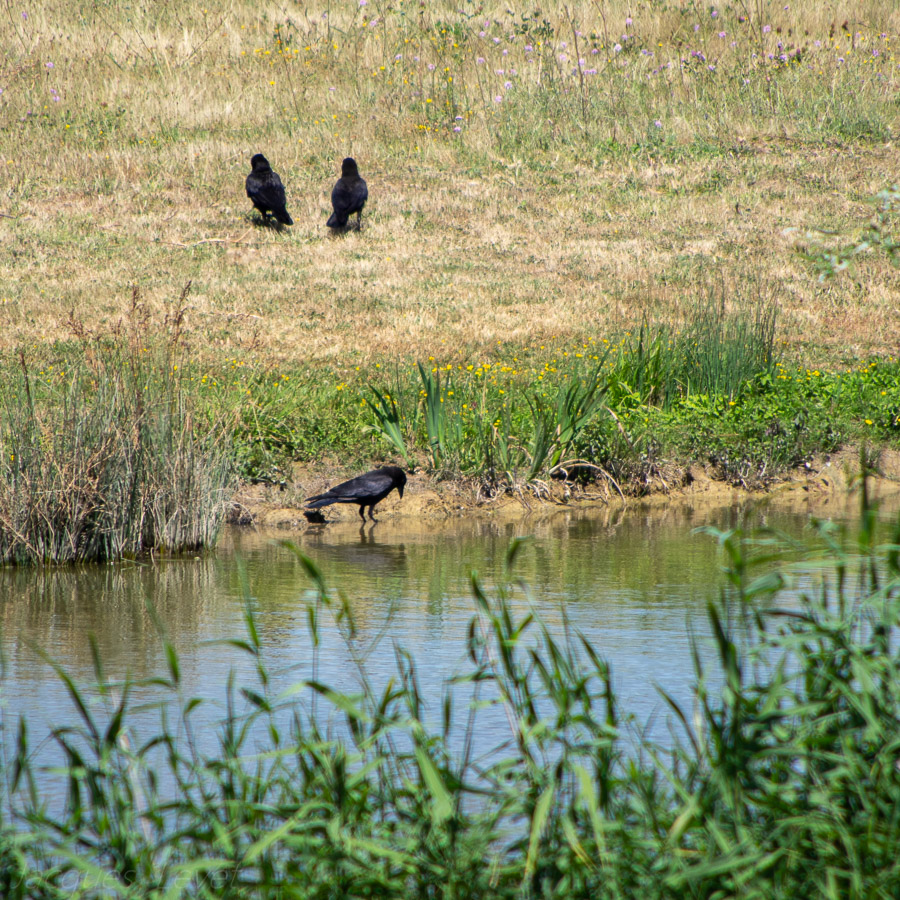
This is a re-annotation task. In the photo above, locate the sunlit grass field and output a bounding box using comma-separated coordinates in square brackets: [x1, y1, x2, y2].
[2, 0, 898, 369]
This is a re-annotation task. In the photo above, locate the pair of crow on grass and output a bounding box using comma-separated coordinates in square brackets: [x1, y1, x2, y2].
[304, 466, 407, 524]
[246, 154, 367, 230]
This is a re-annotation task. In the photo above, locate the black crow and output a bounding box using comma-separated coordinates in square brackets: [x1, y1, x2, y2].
[305, 466, 406, 522]
[246, 153, 293, 225]
[327, 157, 368, 230]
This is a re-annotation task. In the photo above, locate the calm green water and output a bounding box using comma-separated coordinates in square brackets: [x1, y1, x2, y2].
[1, 490, 898, 772]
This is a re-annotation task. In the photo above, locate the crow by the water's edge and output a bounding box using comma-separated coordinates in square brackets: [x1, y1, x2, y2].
[246, 154, 293, 226]
[305, 466, 406, 522]
[327, 157, 368, 230]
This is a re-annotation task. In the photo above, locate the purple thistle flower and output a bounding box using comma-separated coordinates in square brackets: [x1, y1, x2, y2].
[693, 24, 700, 32]
[762, 24, 771, 33]
[654, 119, 662, 128]
[504, 80, 512, 89]
[613, 43, 622, 53]
[718, 31, 726, 38]
[625, 17, 632, 26]
[476, 57, 485, 64]
[493, 95, 502, 102]
[524, 45, 533, 52]
[45, 61, 54, 68]
[479, 30, 486, 37]
[428, 62, 435, 70]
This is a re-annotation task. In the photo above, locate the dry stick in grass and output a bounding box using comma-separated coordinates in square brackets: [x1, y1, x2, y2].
[564, 5, 588, 129]
[550, 458, 623, 501]
[183, 9, 230, 66]
[90, 3, 147, 63]
[163, 229, 253, 249]
[276, 22, 307, 129]
[589, 0, 620, 143]
[4, 0, 29, 54]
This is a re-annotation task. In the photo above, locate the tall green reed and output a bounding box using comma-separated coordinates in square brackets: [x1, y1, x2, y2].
[366, 357, 610, 482]
[3, 476, 899, 897]
[0, 288, 233, 565]
[362, 289, 776, 486]
[608, 283, 778, 409]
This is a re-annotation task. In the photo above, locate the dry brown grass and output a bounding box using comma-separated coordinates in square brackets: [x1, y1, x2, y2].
[1, 0, 898, 368]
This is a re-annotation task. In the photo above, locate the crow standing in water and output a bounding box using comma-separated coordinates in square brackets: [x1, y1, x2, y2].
[327, 157, 368, 230]
[305, 466, 406, 522]
[246, 154, 293, 226]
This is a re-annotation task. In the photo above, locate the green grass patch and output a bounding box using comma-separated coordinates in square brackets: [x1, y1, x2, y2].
[2, 294, 896, 532]
[201, 294, 897, 487]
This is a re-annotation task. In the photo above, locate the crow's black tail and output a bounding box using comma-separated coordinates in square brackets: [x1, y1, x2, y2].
[275, 208, 293, 226]
[305, 495, 337, 509]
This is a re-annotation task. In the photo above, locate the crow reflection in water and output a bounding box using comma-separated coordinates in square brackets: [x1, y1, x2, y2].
[305, 466, 406, 522]
[305, 531, 409, 579]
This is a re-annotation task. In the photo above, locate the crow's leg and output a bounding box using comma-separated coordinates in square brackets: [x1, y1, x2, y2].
[358, 505, 367, 522]
[368, 504, 378, 522]
[357, 210, 363, 231]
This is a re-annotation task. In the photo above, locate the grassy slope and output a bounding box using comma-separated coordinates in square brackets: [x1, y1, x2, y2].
[1, 0, 898, 483]
[2, 0, 898, 361]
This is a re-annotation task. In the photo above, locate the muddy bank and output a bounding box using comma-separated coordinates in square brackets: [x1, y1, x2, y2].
[229, 448, 900, 529]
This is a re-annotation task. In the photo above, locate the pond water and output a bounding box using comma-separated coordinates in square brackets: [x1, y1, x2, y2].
[1, 488, 898, 796]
